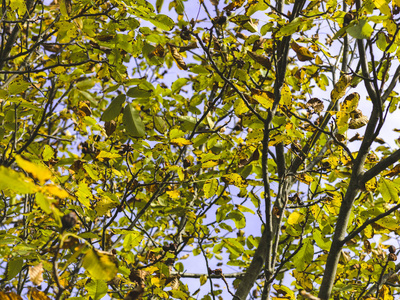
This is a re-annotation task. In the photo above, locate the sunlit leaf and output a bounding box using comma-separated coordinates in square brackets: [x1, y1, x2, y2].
[83, 249, 118, 281]
[0, 166, 37, 194]
[347, 19, 373, 39]
[86, 279, 108, 300]
[29, 263, 44, 286]
[15, 155, 52, 184]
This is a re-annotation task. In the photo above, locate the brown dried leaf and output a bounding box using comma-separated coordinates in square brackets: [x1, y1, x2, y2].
[28, 288, 50, 300]
[129, 269, 149, 284]
[348, 115, 368, 129]
[148, 44, 165, 58]
[167, 43, 187, 70]
[290, 41, 314, 61]
[306, 98, 324, 113]
[252, 37, 266, 51]
[29, 263, 44, 286]
[224, 0, 245, 11]
[247, 51, 271, 69]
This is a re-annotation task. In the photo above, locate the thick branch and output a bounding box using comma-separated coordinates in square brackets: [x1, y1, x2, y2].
[343, 203, 400, 244]
[358, 148, 400, 188]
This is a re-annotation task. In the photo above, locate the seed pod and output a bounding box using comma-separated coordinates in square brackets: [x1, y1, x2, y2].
[344, 12, 354, 25]
[389, 253, 397, 261]
[389, 245, 396, 254]
[61, 212, 77, 230]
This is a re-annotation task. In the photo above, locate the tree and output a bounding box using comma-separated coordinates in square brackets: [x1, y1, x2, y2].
[2, 0, 400, 299]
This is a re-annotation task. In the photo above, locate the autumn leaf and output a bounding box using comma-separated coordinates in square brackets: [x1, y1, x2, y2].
[29, 263, 44, 286]
[290, 41, 315, 61]
[247, 51, 271, 69]
[167, 43, 187, 70]
[83, 249, 118, 281]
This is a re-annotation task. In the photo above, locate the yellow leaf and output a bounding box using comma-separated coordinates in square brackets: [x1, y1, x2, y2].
[171, 138, 192, 147]
[291, 41, 314, 61]
[222, 173, 247, 188]
[330, 75, 352, 103]
[83, 249, 118, 281]
[151, 276, 162, 286]
[202, 160, 219, 168]
[166, 190, 180, 199]
[0, 291, 22, 300]
[373, 0, 391, 15]
[28, 288, 50, 300]
[234, 98, 250, 115]
[280, 83, 292, 106]
[0, 166, 37, 194]
[287, 211, 303, 225]
[15, 155, 52, 184]
[44, 184, 69, 198]
[200, 274, 208, 286]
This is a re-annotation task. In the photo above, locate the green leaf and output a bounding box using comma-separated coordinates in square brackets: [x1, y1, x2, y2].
[8, 78, 31, 95]
[6, 259, 23, 280]
[379, 178, 399, 202]
[101, 94, 126, 121]
[76, 181, 92, 208]
[204, 179, 219, 198]
[227, 211, 246, 229]
[293, 239, 314, 272]
[153, 116, 167, 133]
[313, 230, 331, 251]
[35, 192, 53, 214]
[276, 17, 302, 37]
[175, 262, 184, 272]
[127, 86, 153, 99]
[42, 145, 55, 161]
[76, 79, 96, 90]
[172, 78, 189, 94]
[123, 104, 146, 137]
[346, 19, 373, 39]
[86, 279, 108, 300]
[200, 274, 207, 286]
[155, 0, 164, 13]
[223, 238, 244, 257]
[149, 14, 174, 31]
[83, 249, 118, 281]
[0, 166, 37, 194]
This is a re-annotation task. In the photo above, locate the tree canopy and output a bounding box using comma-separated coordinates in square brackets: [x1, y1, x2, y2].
[2, 0, 400, 299]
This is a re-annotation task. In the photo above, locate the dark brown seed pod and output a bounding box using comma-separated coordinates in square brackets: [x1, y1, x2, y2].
[389, 245, 396, 254]
[344, 13, 354, 25]
[389, 253, 397, 261]
[61, 212, 77, 230]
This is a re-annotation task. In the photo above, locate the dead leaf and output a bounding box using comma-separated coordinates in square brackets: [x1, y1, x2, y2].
[148, 44, 165, 58]
[349, 115, 368, 129]
[167, 43, 187, 70]
[29, 263, 44, 286]
[247, 51, 271, 69]
[306, 98, 324, 113]
[291, 41, 314, 61]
